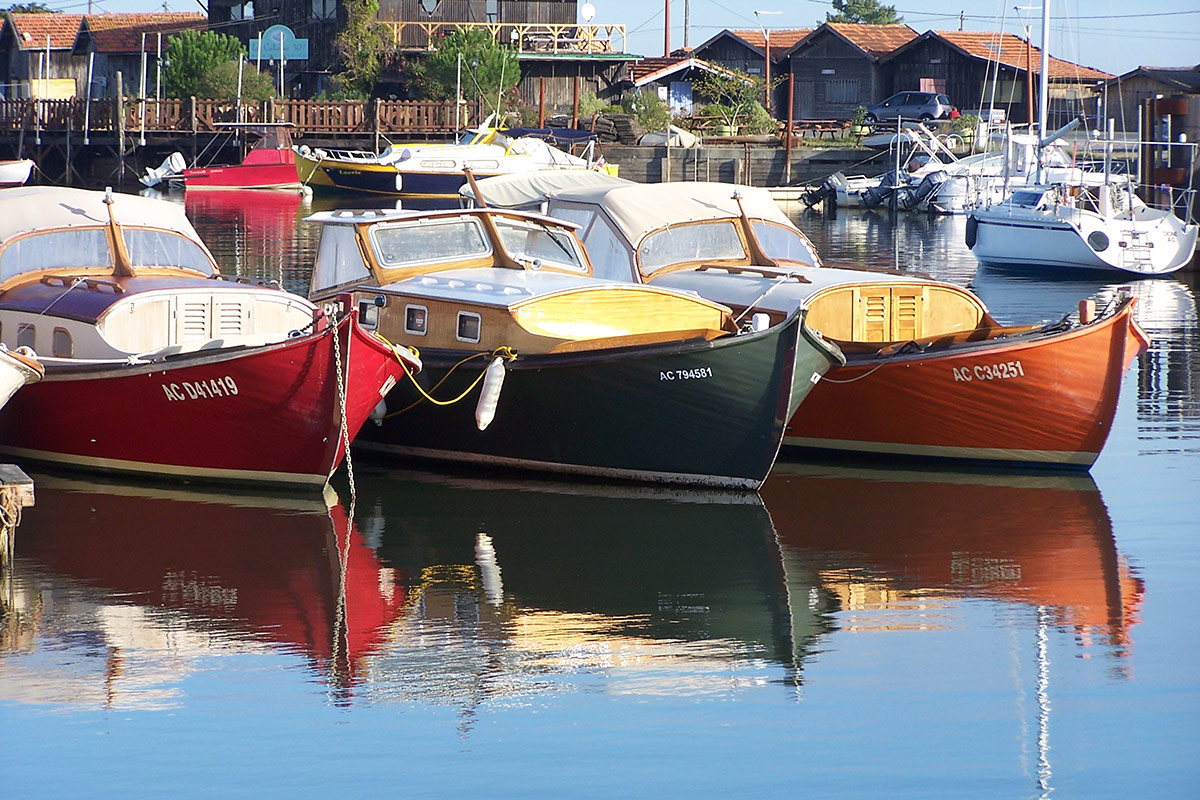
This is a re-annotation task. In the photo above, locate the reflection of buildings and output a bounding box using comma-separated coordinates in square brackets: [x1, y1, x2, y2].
[183, 190, 313, 294]
[1, 475, 405, 707]
[760, 462, 1144, 657]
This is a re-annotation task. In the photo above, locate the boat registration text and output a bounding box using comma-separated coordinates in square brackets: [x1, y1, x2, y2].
[660, 367, 713, 382]
[162, 376, 240, 401]
[952, 361, 1025, 383]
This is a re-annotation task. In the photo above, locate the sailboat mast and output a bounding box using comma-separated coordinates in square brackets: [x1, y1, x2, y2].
[1037, 0, 1051, 182]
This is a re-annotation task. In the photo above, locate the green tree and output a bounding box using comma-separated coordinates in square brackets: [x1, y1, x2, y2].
[162, 30, 244, 98]
[825, 0, 903, 25]
[621, 89, 670, 132]
[692, 67, 770, 131]
[4, 3, 57, 12]
[198, 59, 277, 102]
[333, 0, 390, 98]
[424, 28, 520, 116]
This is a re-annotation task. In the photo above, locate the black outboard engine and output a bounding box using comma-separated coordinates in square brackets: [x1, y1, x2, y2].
[861, 169, 902, 209]
[913, 170, 949, 205]
[803, 172, 847, 208]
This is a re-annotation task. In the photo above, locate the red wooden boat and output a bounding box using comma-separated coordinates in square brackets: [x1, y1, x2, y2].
[0, 186, 419, 486]
[180, 123, 304, 191]
[785, 294, 1147, 468]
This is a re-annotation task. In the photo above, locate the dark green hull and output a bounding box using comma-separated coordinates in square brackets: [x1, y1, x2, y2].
[357, 311, 831, 489]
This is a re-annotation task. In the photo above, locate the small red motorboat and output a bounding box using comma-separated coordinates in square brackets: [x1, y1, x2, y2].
[0, 186, 420, 487]
[180, 123, 304, 192]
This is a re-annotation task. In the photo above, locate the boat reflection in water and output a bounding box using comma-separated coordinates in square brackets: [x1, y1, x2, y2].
[1, 460, 1143, 715]
[761, 461, 1144, 659]
[182, 188, 312, 290]
[1, 475, 406, 706]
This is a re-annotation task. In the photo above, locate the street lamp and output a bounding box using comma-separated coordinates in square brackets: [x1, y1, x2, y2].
[754, 10, 781, 116]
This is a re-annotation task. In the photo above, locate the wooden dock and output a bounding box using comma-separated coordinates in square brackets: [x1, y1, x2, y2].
[0, 95, 479, 187]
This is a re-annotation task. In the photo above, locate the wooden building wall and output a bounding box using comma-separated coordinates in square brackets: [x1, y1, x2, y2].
[515, 58, 625, 115]
[883, 38, 1032, 125]
[787, 33, 882, 120]
[1, 48, 89, 98]
[693, 38, 765, 78]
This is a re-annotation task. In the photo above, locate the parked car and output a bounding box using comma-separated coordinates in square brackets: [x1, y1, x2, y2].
[865, 92, 955, 123]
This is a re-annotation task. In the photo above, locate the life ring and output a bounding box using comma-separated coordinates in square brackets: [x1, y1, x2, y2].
[965, 215, 978, 249]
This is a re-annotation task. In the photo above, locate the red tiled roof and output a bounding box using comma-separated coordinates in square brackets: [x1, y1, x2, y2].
[729, 28, 812, 60]
[6, 13, 84, 50]
[825, 23, 918, 58]
[935, 31, 1113, 81]
[82, 13, 207, 53]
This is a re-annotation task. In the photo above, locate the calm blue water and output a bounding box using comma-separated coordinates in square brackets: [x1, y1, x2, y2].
[2, 192, 1197, 798]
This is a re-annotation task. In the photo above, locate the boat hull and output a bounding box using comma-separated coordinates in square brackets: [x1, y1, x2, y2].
[0, 346, 42, 410]
[969, 206, 1198, 275]
[783, 298, 1146, 468]
[0, 314, 407, 486]
[358, 311, 827, 489]
[0, 158, 34, 187]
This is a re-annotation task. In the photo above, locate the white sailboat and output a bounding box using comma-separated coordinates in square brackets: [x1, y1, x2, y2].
[966, 2, 1198, 275]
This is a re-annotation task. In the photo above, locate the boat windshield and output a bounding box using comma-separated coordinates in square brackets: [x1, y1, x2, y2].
[124, 228, 215, 275]
[751, 221, 818, 266]
[494, 217, 587, 272]
[1, 228, 111, 281]
[1010, 189, 1048, 208]
[369, 216, 492, 269]
[639, 221, 746, 275]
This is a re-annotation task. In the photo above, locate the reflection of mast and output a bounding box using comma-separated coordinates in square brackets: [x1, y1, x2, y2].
[1036, 606, 1052, 798]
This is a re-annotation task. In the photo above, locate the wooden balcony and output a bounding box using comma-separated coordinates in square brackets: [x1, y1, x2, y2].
[378, 21, 627, 55]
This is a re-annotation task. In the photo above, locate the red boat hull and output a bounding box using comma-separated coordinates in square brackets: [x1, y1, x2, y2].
[784, 298, 1147, 467]
[182, 147, 302, 191]
[0, 314, 408, 486]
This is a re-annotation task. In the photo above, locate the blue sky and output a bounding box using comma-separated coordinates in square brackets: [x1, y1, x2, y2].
[38, 0, 1200, 77]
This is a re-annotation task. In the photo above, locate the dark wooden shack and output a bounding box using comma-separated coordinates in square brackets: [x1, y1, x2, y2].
[782, 23, 916, 121]
[1, 13, 86, 98]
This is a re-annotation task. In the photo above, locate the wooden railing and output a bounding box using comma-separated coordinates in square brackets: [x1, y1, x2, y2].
[0, 97, 472, 137]
[378, 21, 626, 54]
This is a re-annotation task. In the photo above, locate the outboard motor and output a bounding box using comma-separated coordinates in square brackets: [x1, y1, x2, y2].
[803, 172, 847, 208]
[140, 151, 186, 188]
[913, 170, 949, 205]
[861, 169, 902, 209]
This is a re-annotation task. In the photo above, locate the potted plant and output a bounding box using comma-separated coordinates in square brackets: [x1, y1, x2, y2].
[850, 105, 868, 140]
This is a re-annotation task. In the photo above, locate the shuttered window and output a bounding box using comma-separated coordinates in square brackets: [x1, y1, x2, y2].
[825, 79, 861, 105]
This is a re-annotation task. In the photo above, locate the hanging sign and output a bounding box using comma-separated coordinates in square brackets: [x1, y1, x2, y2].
[249, 25, 309, 61]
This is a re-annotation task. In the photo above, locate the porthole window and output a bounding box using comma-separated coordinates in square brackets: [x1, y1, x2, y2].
[16, 323, 35, 350]
[52, 327, 73, 358]
[405, 305, 428, 336]
[456, 311, 481, 343]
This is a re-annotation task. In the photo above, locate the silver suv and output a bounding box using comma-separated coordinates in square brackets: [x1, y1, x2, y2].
[865, 92, 955, 123]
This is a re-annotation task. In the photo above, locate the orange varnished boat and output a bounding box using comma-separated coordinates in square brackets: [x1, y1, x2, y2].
[786, 294, 1149, 468]
[761, 463, 1144, 647]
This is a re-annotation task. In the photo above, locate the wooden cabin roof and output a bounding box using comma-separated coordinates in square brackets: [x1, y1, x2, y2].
[79, 13, 207, 54]
[4, 13, 85, 50]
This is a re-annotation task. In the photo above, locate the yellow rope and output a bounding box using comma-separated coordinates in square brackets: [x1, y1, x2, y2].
[382, 344, 518, 418]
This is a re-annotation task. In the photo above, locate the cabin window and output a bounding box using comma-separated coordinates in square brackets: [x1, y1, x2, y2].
[311, 0, 335, 19]
[752, 221, 818, 267]
[16, 324, 35, 350]
[313, 225, 370, 293]
[231, 1, 253, 20]
[370, 217, 490, 269]
[52, 327, 73, 357]
[494, 217, 587, 272]
[0, 229, 111, 282]
[405, 305, 428, 336]
[124, 229, 215, 275]
[639, 221, 745, 275]
[456, 311, 481, 343]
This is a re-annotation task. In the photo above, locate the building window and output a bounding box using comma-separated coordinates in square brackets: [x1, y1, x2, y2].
[231, 2, 254, 20]
[312, 0, 335, 20]
[825, 79, 861, 105]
